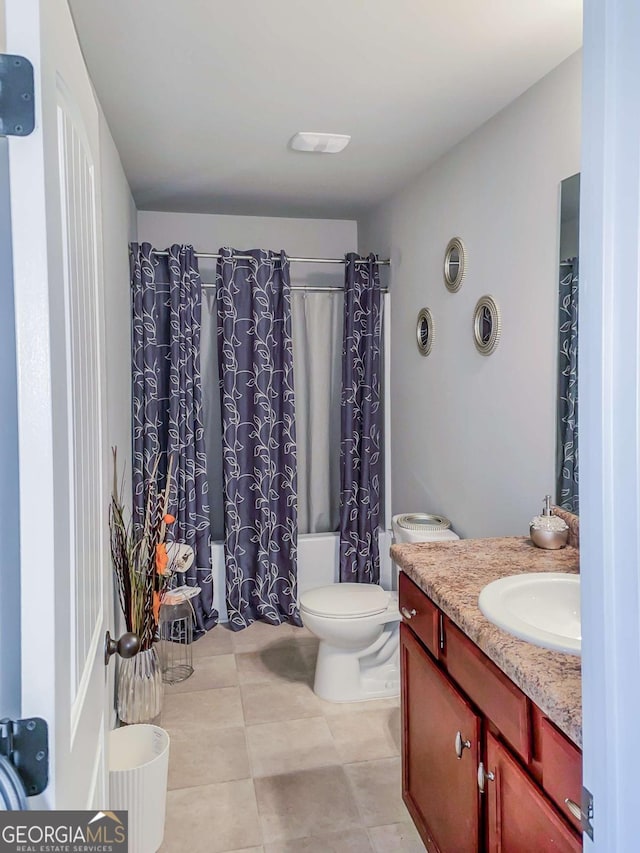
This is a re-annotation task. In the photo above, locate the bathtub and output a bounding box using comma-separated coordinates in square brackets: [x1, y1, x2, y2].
[212, 530, 394, 623]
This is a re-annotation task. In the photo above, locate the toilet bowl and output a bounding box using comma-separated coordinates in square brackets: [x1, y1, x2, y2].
[300, 583, 401, 703]
[300, 514, 460, 703]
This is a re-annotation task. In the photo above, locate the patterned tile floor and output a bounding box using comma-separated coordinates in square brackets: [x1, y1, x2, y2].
[159, 621, 425, 853]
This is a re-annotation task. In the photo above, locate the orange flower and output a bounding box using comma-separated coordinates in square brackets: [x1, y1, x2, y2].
[153, 591, 161, 622]
[155, 542, 168, 575]
[164, 513, 176, 524]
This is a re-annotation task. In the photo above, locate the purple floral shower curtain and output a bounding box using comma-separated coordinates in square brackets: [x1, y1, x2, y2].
[216, 248, 302, 630]
[339, 253, 383, 583]
[130, 242, 218, 634]
[557, 257, 579, 513]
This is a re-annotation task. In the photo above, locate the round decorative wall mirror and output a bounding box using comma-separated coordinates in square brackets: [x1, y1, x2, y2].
[473, 295, 501, 355]
[416, 307, 434, 356]
[443, 237, 466, 292]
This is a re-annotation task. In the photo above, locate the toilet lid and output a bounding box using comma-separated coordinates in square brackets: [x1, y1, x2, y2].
[394, 513, 451, 532]
[300, 583, 390, 618]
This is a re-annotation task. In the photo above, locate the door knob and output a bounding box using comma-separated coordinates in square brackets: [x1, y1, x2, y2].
[0, 755, 28, 810]
[104, 630, 140, 666]
[477, 761, 495, 794]
[401, 607, 417, 620]
[454, 731, 471, 759]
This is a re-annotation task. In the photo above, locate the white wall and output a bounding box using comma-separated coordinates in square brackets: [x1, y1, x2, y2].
[137, 210, 357, 285]
[359, 52, 581, 538]
[100, 113, 137, 487]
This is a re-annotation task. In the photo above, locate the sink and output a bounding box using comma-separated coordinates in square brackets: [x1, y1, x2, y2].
[478, 572, 581, 655]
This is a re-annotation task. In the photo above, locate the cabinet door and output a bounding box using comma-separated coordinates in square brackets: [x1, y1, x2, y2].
[540, 718, 583, 833]
[401, 623, 481, 853]
[486, 732, 582, 853]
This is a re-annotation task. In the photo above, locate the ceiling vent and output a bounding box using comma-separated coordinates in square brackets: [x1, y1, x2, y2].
[289, 132, 351, 154]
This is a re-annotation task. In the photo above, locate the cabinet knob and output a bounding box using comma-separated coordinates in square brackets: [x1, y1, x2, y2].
[454, 731, 471, 759]
[564, 798, 582, 821]
[401, 607, 417, 620]
[477, 762, 495, 794]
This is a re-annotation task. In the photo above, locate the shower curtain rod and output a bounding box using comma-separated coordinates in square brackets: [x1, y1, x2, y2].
[201, 282, 389, 294]
[152, 249, 390, 266]
[153, 249, 390, 292]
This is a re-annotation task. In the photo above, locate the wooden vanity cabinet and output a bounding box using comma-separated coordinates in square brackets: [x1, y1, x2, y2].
[401, 623, 481, 853]
[485, 733, 582, 853]
[399, 572, 582, 853]
[540, 717, 583, 834]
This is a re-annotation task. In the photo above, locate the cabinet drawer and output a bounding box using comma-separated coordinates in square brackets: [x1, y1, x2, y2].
[541, 718, 583, 833]
[444, 618, 531, 762]
[399, 572, 440, 658]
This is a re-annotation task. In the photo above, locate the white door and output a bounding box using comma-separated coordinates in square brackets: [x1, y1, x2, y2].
[5, 0, 110, 808]
[581, 0, 640, 847]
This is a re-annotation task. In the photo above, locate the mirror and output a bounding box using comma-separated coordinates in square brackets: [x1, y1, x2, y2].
[556, 173, 580, 513]
[416, 307, 434, 356]
[473, 296, 501, 355]
[443, 237, 465, 292]
[559, 174, 580, 262]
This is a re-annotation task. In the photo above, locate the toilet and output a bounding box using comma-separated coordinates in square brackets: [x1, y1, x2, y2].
[300, 514, 460, 703]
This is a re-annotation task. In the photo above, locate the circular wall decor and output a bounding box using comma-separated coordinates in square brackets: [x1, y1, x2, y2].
[443, 237, 466, 293]
[416, 307, 434, 356]
[473, 295, 501, 355]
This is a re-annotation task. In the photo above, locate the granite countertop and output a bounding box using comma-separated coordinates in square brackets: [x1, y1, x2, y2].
[392, 536, 582, 747]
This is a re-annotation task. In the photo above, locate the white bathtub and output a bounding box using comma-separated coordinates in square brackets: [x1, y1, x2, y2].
[212, 530, 394, 623]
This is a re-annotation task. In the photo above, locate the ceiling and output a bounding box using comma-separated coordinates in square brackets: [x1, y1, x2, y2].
[69, 0, 582, 219]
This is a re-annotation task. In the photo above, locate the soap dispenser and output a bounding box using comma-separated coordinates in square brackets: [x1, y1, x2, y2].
[529, 495, 569, 549]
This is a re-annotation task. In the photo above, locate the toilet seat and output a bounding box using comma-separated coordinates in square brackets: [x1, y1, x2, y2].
[300, 583, 390, 619]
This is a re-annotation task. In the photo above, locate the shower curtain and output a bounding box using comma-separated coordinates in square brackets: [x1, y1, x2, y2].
[557, 257, 579, 513]
[216, 248, 302, 629]
[291, 291, 343, 534]
[339, 253, 383, 583]
[201, 277, 344, 540]
[130, 242, 218, 634]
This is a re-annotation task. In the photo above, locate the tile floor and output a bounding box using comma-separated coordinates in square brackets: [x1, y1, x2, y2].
[159, 621, 425, 853]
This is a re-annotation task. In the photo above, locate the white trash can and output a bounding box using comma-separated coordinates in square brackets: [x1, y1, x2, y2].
[109, 724, 170, 853]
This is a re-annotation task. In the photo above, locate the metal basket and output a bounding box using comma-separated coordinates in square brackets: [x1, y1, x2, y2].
[158, 599, 194, 685]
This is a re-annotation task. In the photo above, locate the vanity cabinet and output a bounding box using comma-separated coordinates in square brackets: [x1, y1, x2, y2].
[401, 624, 481, 852]
[485, 733, 581, 853]
[399, 571, 582, 853]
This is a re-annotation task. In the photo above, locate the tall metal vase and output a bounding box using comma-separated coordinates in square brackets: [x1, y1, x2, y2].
[117, 645, 163, 724]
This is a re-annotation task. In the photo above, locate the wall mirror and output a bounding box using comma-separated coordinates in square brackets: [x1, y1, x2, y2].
[416, 307, 434, 356]
[556, 173, 580, 513]
[443, 237, 465, 292]
[473, 295, 501, 355]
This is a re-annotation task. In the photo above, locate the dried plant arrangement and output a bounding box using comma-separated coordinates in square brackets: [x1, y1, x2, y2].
[109, 449, 176, 651]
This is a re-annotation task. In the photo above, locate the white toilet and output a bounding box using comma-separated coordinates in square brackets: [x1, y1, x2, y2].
[300, 514, 460, 703]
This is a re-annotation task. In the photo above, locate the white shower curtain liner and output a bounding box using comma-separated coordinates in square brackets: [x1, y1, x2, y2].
[201, 288, 343, 538]
[291, 290, 343, 534]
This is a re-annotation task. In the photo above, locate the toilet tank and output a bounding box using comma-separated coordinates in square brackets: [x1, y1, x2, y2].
[391, 513, 460, 545]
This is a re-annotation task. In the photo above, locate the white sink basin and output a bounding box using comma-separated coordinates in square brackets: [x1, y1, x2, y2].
[478, 572, 581, 655]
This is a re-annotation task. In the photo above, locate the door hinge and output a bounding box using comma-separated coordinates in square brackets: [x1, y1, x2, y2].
[0, 717, 49, 796]
[582, 785, 594, 841]
[0, 54, 35, 137]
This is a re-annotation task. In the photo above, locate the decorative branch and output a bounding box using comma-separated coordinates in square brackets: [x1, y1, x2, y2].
[109, 448, 176, 650]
